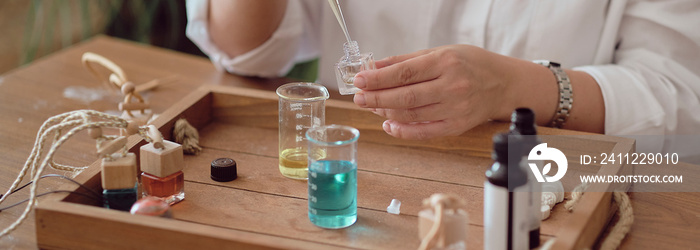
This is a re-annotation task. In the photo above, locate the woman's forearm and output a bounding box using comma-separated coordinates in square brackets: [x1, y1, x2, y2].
[208, 0, 288, 58]
[504, 59, 605, 134]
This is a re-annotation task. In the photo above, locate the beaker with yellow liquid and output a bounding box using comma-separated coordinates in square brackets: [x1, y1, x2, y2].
[276, 83, 329, 179]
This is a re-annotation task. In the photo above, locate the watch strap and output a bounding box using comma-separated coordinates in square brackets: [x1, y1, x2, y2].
[534, 60, 573, 129]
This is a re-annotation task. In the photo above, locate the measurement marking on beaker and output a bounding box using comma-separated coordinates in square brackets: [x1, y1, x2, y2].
[296, 135, 304, 142]
[310, 196, 317, 203]
[296, 114, 313, 119]
[310, 183, 317, 190]
[290, 103, 303, 111]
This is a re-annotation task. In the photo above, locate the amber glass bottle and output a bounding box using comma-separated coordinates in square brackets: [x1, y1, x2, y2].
[140, 140, 185, 205]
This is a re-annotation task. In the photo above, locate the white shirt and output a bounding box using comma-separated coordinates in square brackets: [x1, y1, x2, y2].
[186, 0, 700, 156]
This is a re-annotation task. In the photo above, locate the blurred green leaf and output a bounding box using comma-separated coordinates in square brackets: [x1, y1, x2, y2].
[79, 0, 91, 39]
[166, 0, 180, 49]
[21, 0, 42, 65]
[45, 0, 60, 53]
[286, 59, 320, 83]
[60, 0, 72, 48]
[21, 0, 191, 66]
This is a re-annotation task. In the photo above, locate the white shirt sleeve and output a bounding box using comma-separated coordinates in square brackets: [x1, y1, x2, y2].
[185, 0, 316, 77]
[574, 0, 700, 141]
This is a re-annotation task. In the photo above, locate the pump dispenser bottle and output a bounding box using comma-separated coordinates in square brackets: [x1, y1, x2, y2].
[484, 133, 530, 250]
[140, 140, 185, 205]
[510, 108, 543, 248]
[335, 41, 375, 95]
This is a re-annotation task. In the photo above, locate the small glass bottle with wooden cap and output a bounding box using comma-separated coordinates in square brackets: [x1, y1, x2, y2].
[101, 153, 139, 211]
[140, 139, 185, 205]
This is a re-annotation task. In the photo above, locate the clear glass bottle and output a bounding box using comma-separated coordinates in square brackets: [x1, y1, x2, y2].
[335, 41, 375, 95]
[140, 140, 185, 205]
[101, 153, 138, 211]
[141, 171, 185, 204]
[103, 184, 138, 212]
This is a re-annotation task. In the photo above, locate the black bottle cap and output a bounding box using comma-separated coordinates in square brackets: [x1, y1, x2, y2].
[510, 108, 537, 135]
[211, 158, 237, 182]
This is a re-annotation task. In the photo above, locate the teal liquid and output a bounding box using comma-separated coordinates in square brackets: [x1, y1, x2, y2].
[308, 160, 357, 229]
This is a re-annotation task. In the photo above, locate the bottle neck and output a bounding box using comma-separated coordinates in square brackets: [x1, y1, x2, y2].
[343, 41, 360, 59]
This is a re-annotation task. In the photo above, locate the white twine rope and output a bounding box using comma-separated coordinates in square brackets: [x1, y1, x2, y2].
[564, 183, 590, 211]
[419, 202, 445, 250]
[418, 194, 467, 250]
[541, 183, 634, 250]
[600, 192, 634, 250]
[0, 110, 159, 238]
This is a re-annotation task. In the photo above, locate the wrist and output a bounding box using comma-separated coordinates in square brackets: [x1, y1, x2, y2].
[494, 58, 558, 125]
[534, 60, 573, 128]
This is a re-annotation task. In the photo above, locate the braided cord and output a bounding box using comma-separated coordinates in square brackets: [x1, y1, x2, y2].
[0, 110, 140, 238]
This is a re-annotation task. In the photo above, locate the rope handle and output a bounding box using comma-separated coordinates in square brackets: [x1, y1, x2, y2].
[82, 52, 150, 118]
[0, 53, 169, 238]
[542, 184, 633, 250]
[81, 52, 128, 91]
[0, 110, 169, 238]
[418, 194, 467, 250]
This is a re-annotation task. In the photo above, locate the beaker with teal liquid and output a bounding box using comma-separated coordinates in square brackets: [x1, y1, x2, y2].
[306, 125, 359, 229]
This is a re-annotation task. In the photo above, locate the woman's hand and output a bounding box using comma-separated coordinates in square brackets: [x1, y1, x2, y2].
[352, 44, 562, 140]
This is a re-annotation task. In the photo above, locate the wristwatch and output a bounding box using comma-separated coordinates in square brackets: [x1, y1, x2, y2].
[533, 60, 573, 129]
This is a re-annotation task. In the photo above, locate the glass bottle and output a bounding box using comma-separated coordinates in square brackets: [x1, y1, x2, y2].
[103, 184, 138, 212]
[335, 41, 375, 95]
[140, 140, 185, 205]
[484, 133, 530, 250]
[101, 153, 138, 211]
[509, 108, 543, 249]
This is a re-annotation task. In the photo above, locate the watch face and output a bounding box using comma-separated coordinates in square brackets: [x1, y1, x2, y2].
[533, 60, 562, 68]
[533, 60, 549, 66]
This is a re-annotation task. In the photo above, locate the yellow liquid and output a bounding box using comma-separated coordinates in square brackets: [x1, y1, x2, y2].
[279, 148, 309, 180]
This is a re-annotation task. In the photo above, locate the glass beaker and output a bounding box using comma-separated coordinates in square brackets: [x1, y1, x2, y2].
[277, 82, 329, 180]
[306, 125, 360, 229]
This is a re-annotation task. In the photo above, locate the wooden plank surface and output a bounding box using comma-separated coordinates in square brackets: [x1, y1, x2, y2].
[0, 36, 698, 249]
[36, 84, 624, 248]
[184, 120, 576, 238]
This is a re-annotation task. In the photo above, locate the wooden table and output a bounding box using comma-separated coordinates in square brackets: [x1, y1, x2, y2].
[0, 36, 697, 249]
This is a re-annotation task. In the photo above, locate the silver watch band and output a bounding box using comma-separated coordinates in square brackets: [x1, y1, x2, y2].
[533, 60, 573, 129]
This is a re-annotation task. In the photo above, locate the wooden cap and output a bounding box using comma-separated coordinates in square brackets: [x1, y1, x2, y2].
[140, 140, 184, 178]
[101, 153, 138, 190]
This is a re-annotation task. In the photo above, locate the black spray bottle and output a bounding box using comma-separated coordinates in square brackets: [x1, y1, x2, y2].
[510, 108, 543, 249]
[484, 133, 530, 250]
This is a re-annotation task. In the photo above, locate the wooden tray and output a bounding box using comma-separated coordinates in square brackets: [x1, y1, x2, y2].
[35, 84, 634, 249]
